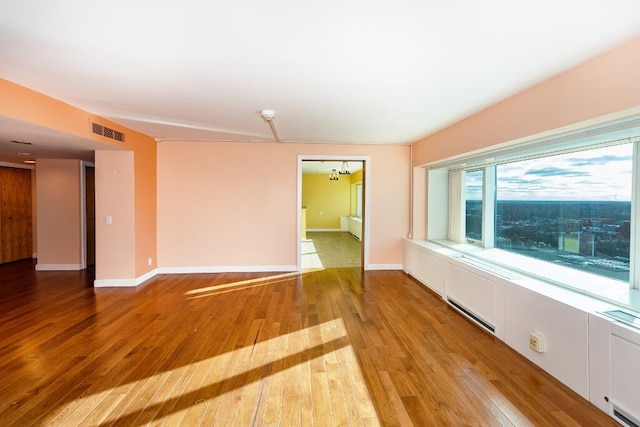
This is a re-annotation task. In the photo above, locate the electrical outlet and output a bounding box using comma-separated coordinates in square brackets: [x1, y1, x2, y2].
[529, 332, 545, 353]
[148, 257, 153, 266]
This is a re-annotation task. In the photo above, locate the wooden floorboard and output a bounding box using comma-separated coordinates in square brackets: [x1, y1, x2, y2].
[0, 259, 618, 426]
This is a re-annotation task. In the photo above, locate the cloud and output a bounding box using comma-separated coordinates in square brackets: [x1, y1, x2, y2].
[524, 167, 590, 177]
[567, 154, 632, 167]
[498, 176, 543, 185]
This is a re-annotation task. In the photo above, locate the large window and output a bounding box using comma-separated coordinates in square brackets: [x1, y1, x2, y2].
[495, 143, 632, 282]
[432, 121, 640, 291]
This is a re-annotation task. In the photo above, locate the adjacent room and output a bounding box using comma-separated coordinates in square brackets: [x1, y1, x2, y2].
[301, 160, 363, 270]
[1, 1, 640, 425]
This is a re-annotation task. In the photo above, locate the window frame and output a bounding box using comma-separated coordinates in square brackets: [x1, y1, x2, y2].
[463, 168, 485, 244]
[433, 119, 640, 293]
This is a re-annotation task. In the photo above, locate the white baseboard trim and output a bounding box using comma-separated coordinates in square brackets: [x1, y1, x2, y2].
[94, 268, 159, 288]
[306, 229, 342, 232]
[156, 265, 298, 274]
[36, 264, 83, 271]
[136, 268, 159, 285]
[94, 278, 137, 287]
[366, 263, 403, 271]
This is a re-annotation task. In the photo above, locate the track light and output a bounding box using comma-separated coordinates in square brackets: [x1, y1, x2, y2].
[260, 110, 282, 142]
[329, 169, 339, 181]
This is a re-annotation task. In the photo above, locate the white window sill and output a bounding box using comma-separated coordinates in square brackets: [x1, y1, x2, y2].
[413, 239, 640, 315]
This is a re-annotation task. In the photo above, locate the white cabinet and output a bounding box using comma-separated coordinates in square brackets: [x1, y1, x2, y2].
[403, 239, 640, 424]
[447, 259, 495, 329]
[503, 283, 589, 399]
[611, 323, 640, 425]
[348, 216, 362, 240]
[405, 242, 446, 297]
[340, 216, 349, 231]
[588, 313, 611, 413]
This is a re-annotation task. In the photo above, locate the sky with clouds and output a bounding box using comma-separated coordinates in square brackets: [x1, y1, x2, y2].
[465, 143, 633, 201]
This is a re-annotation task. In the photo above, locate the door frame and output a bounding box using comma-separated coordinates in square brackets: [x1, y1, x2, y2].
[297, 154, 371, 271]
[80, 161, 95, 270]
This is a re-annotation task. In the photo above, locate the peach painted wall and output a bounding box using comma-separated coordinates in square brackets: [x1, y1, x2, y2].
[36, 159, 82, 267]
[132, 136, 157, 277]
[95, 151, 135, 279]
[0, 79, 157, 281]
[157, 142, 410, 268]
[302, 174, 350, 229]
[412, 35, 640, 166]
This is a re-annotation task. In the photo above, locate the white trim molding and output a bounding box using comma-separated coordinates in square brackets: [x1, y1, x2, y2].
[36, 264, 83, 271]
[156, 265, 298, 274]
[94, 268, 159, 287]
[94, 278, 138, 287]
[94, 265, 299, 287]
[367, 264, 403, 271]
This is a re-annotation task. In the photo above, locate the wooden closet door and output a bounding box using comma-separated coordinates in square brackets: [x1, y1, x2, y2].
[0, 167, 33, 263]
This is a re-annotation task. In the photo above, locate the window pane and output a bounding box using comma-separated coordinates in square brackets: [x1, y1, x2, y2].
[356, 183, 363, 218]
[465, 169, 483, 241]
[495, 143, 632, 282]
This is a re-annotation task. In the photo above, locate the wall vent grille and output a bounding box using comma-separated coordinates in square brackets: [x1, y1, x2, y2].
[613, 405, 640, 427]
[91, 122, 125, 142]
[447, 298, 495, 334]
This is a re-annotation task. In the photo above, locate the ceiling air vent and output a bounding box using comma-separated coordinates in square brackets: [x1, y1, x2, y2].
[91, 122, 126, 143]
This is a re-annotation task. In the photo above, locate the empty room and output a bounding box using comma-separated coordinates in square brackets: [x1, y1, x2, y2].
[1, 1, 640, 425]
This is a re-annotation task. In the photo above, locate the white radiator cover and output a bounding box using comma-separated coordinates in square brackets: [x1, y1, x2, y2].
[446, 259, 495, 329]
[348, 216, 362, 240]
[404, 239, 640, 423]
[611, 323, 640, 425]
[404, 242, 446, 296]
[404, 241, 599, 402]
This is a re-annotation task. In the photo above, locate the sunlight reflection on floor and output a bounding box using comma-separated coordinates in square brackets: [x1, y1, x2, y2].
[41, 319, 378, 426]
[301, 239, 324, 270]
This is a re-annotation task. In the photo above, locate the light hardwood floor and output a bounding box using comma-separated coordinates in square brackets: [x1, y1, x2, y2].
[0, 260, 617, 426]
[302, 232, 361, 269]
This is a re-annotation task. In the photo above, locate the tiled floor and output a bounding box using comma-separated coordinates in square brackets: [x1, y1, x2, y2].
[301, 231, 361, 269]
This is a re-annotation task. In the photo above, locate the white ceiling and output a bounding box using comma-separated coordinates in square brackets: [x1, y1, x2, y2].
[1, 1, 640, 163]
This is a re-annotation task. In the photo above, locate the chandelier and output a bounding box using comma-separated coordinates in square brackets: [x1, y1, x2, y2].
[339, 161, 351, 175]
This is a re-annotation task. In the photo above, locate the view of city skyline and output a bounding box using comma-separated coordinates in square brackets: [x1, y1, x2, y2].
[463, 142, 633, 283]
[466, 199, 631, 282]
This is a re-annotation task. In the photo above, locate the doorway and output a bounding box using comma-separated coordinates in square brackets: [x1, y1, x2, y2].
[0, 165, 33, 264]
[83, 163, 96, 268]
[297, 155, 370, 270]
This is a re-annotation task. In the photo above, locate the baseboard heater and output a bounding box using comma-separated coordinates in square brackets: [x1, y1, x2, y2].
[613, 404, 640, 427]
[447, 298, 495, 334]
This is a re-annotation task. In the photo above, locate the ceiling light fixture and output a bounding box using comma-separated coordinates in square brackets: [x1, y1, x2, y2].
[338, 161, 351, 175]
[10, 140, 33, 145]
[260, 110, 282, 143]
[329, 169, 339, 181]
[24, 160, 36, 164]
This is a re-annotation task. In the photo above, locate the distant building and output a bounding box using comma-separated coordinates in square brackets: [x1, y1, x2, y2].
[620, 221, 631, 239]
[559, 232, 594, 256]
[496, 236, 512, 249]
